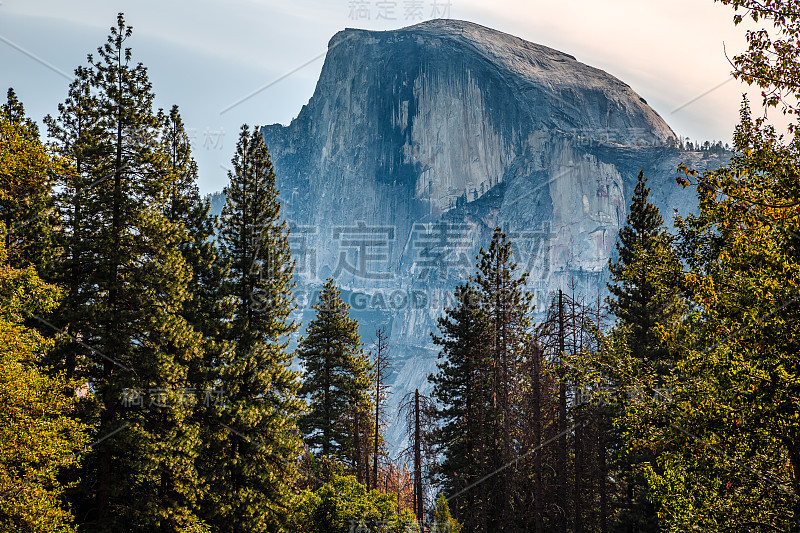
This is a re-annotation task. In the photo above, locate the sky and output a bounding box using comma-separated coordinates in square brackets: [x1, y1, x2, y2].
[0, 0, 773, 194]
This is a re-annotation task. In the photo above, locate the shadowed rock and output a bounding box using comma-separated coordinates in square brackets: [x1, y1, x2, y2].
[249, 19, 728, 450]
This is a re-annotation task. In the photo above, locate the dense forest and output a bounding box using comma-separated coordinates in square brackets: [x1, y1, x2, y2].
[2, 1, 800, 532]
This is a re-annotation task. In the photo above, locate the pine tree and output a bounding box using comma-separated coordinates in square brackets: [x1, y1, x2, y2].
[473, 227, 532, 530]
[608, 170, 683, 375]
[297, 278, 374, 480]
[605, 171, 683, 533]
[45, 14, 209, 531]
[430, 494, 463, 533]
[210, 123, 303, 532]
[161, 104, 232, 390]
[430, 283, 489, 531]
[160, 106, 235, 528]
[631, 5, 800, 526]
[43, 66, 99, 383]
[430, 228, 533, 531]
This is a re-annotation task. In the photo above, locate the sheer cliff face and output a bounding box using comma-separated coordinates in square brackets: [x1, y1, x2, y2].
[262, 19, 681, 281]
[259, 20, 726, 446]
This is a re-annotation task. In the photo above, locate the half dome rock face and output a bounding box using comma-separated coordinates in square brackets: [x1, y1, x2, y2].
[264, 19, 677, 224]
[258, 19, 726, 447]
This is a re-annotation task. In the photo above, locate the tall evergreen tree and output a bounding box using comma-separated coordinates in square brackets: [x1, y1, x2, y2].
[430, 494, 463, 533]
[607, 170, 683, 375]
[161, 104, 232, 390]
[430, 283, 489, 531]
[43, 66, 99, 384]
[210, 124, 304, 532]
[45, 14, 209, 531]
[473, 227, 533, 529]
[430, 228, 533, 532]
[603, 170, 684, 533]
[297, 278, 374, 481]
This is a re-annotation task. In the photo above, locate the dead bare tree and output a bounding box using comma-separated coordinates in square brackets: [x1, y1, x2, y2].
[399, 388, 437, 526]
[369, 327, 393, 491]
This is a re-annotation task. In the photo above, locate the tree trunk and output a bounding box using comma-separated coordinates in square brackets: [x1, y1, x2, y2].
[574, 398, 583, 533]
[373, 371, 380, 491]
[532, 341, 544, 533]
[557, 290, 568, 533]
[600, 418, 608, 533]
[414, 389, 423, 526]
[573, 298, 584, 533]
[354, 400, 362, 483]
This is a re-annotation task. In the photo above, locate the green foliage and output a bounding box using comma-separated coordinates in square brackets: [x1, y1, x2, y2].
[605, 3, 800, 529]
[560, 171, 686, 533]
[207, 124, 304, 532]
[298, 278, 374, 478]
[430, 227, 533, 530]
[430, 494, 462, 533]
[44, 14, 211, 531]
[217, 124, 296, 351]
[0, 88, 64, 269]
[607, 170, 684, 378]
[716, 0, 800, 116]
[158, 105, 231, 533]
[161, 104, 232, 391]
[289, 474, 415, 533]
[393, 510, 422, 533]
[626, 101, 800, 532]
[429, 284, 488, 508]
[602, 171, 686, 531]
[0, 226, 89, 532]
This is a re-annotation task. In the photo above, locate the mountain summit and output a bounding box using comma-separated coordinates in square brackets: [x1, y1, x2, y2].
[328, 19, 676, 144]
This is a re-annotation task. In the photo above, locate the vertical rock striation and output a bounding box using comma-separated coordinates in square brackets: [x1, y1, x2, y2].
[253, 19, 728, 449]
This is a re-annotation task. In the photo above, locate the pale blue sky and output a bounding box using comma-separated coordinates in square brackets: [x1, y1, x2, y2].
[0, 0, 766, 193]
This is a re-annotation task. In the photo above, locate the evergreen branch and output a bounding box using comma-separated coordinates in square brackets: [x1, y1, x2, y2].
[0, 423, 129, 502]
[0, 295, 134, 373]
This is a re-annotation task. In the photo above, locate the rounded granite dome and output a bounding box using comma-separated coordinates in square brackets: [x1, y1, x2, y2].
[325, 18, 677, 147]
